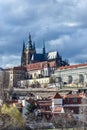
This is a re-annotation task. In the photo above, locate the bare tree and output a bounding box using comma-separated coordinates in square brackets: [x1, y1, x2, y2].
[79, 97, 87, 130]
[51, 112, 77, 130]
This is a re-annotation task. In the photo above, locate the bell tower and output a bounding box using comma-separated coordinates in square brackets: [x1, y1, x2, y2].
[27, 33, 36, 64]
[21, 40, 26, 66]
[21, 33, 36, 66]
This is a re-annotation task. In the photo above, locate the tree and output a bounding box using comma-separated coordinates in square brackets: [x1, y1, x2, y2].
[0, 113, 11, 130]
[26, 101, 37, 114]
[79, 97, 87, 130]
[51, 112, 77, 130]
[1, 103, 25, 130]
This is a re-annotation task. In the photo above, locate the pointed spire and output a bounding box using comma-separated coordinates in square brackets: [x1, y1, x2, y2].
[22, 40, 25, 53]
[43, 40, 46, 54]
[28, 33, 32, 50]
[21, 40, 25, 66]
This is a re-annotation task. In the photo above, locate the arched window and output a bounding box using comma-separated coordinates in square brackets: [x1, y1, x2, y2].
[68, 76, 73, 84]
[79, 74, 84, 83]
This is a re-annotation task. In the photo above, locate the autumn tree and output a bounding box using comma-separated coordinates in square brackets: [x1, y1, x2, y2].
[0, 103, 25, 130]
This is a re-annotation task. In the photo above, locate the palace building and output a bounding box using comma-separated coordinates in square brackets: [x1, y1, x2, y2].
[17, 33, 69, 87]
[3, 33, 69, 88]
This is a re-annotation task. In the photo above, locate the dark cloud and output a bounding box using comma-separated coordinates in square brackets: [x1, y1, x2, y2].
[0, 0, 87, 67]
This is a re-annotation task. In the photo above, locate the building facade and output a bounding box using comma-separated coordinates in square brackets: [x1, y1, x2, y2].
[52, 64, 87, 87]
[3, 33, 69, 88]
[3, 68, 13, 89]
[13, 34, 69, 87]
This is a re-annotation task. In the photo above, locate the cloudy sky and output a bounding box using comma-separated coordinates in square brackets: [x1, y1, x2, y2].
[0, 0, 87, 68]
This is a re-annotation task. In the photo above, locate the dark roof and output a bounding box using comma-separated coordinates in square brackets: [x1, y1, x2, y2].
[0, 67, 3, 70]
[53, 92, 62, 99]
[32, 53, 45, 62]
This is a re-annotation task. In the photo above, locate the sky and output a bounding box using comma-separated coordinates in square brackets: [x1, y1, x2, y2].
[0, 0, 87, 68]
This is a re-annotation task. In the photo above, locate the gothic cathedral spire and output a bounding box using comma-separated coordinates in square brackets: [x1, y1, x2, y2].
[28, 33, 32, 50]
[21, 40, 25, 66]
[43, 40, 46, 54]
[21, 33, 36, 66]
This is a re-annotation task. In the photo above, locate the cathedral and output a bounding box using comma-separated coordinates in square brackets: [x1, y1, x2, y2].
[3, 33, 69, 89]
[21, 33, 69, 67]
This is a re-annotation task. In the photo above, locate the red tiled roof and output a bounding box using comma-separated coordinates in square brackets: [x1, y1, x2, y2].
[49, 61, 56, 68]
[53, 106, 63, 113]
[26, 62, 43, 70]
[13, 66, 26, 70]
[53, 92, 62, 99]
[63, 93, 85, 99]
[25, 61, 56, 71]
[58, 63, 87, 70]
[37, 99, 52, 106]
[38, 102, 52, 106]
[10, 100, 18, 104]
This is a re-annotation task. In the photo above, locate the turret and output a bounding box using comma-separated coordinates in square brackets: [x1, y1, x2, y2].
[21, 40, 26, 66]
[28, 33, 32, 50]
[21, 33, 36, 65]
[42, 40, 46, 54]
[42, 40, 46, 61]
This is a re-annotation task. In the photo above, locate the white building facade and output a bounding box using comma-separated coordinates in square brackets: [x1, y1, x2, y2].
[52, 64, 87, 87]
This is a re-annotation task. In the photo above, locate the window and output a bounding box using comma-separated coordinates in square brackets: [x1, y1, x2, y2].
[10, 76, 13, 79]
[67, 98, 69, 103]
[73, 98, 77, 103]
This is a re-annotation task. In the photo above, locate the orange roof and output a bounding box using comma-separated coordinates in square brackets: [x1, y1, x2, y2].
[26, 61, 56, 71]
[14, 66, 26, 70]
[37, 99, 52, 106]
[26, 62, 43, 70]
[52, 92, 62, 99]
[49, 61, 56, 68]
[58, 63, 87, 70]
[53, 106, 63, 113]
[63, 93, 85, 99]
[38, 102, 52, 106]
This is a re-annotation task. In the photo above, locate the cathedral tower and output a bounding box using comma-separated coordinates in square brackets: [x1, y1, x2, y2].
[21, 33, 36, 66]
[21, 40, 26, 66]
[42, 40, 46, 60]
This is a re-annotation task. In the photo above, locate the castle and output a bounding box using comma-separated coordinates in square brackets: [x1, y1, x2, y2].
[3, 34, 69, 89]
[21, 33, 69, 67]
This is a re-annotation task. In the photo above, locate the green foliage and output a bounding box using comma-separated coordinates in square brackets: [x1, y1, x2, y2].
[1, 103, 25, 129]
[26, 102, 37, 115]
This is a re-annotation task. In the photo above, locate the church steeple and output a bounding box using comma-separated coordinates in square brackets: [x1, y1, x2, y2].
[21, 33, 36, 65]
[21, 40, 25, 66]
[28, 33, 32, 50]
[43, 40, 46, 54]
